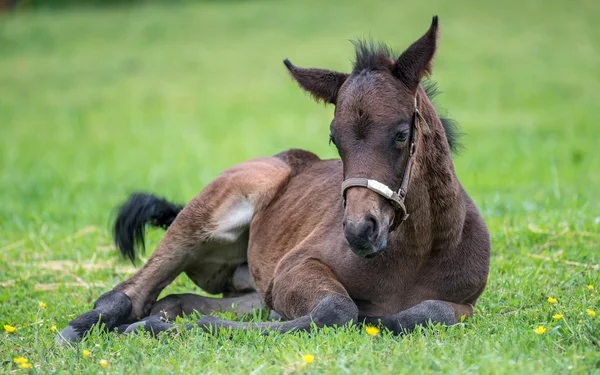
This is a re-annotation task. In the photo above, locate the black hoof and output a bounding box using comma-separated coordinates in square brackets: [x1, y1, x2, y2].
[55, 325, 80, 345]
[55, 291, 133, 344]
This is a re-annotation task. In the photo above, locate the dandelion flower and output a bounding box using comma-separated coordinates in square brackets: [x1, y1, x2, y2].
[588, 285, 595, 291]
[365, 326, 380, 336]
[4, 324, 16, 333]
[13, 357, 28, 364]
[586, 309, 597, 317]
[99, 360, 109, 368]
[82, 350, 90, 358]
[38, 301, 47, 309]
[552, 314, 563, 320]
[19, 363, 32, 369]
[50, 325, 57, 332]
[534, 326, 547, 334]
[302, 355, 314, 363]
[547, 297, 557, 304]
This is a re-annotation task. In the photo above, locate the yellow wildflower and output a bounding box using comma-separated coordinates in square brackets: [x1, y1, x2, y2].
[50, 325, 57, 332]
[547, 297, 557, 304]
[13, 357, 28, 364]
[302, 355, 314, 363]
[38, 301, 47, 309]
[99, 360, 109, 368]
[4, 324, 16, 333]
[19, 363, 32, 369]
[365, 326, 380, 336]
[586, 309, 597, 317]
[82, 350, 90, 358]
[552, 314, 563, 320]
[588, 285, 594, 291]
[534, 326, 547, 334]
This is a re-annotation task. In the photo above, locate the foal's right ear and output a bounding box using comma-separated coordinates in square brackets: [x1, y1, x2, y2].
[284, 59, 348, 105]
[392, 16, 439, 92]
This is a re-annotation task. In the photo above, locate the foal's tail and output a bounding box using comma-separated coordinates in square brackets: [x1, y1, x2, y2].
[112, 193, 184, 263]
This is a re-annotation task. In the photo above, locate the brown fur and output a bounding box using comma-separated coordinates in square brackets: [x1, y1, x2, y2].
[57, 16, 490, 343]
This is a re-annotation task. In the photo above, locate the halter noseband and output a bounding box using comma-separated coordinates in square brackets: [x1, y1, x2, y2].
[341, 96, 427, 231]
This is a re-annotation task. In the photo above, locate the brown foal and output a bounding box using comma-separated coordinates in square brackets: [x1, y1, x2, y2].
[57, 16, 490, 343]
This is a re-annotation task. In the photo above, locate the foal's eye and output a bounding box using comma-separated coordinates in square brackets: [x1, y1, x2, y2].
[329, 134, 336, 146]
[396, 131, 409, 143]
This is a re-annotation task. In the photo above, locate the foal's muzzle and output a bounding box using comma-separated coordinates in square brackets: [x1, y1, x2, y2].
[342, 185, 392, 258]
[343, 214, 389, 258]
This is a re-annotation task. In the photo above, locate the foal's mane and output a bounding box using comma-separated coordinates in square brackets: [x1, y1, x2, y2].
[351, 40, 462, 154]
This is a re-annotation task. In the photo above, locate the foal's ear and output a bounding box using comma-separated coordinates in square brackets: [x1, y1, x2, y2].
[393, 16, 439, 92]
[283, 59, 348, 104]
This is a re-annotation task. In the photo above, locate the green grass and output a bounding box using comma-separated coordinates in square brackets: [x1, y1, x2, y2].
[1, 0, 599, 373]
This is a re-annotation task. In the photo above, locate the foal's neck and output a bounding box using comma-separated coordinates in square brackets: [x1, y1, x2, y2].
[393, 89, 466, 253]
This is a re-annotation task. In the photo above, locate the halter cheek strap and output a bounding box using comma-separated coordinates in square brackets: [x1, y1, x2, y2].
[341, 96, 427, 230]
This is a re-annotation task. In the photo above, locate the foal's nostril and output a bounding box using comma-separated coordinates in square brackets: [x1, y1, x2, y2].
[365, 214, 378, 239]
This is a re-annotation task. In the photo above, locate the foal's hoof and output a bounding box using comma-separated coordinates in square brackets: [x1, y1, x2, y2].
[55, 325, 80, 345]
[124, 316, 175, 336]
[55, 291, 133, 345]
[55, 309, 103, 345]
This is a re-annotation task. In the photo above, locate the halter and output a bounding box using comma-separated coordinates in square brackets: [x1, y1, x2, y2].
[341, 96, 428, 231]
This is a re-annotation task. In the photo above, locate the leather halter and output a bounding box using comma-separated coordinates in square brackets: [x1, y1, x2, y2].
[341, 96, 427, 231]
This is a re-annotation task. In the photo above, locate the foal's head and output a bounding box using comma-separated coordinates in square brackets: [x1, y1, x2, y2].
[285, 17, 441, 258]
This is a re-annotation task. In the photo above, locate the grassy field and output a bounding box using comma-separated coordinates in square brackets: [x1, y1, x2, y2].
[1, 0, 599, 373]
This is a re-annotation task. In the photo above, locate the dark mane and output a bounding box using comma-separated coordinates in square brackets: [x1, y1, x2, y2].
[352, 40, 395, 73]
[351, 40, 462, 154]
[422, 80, 463, 154]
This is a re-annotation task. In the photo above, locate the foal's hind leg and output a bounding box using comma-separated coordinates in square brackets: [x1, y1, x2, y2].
[56, 157, 292, 343]
[150, 292, 262, 321]
[124, 292, 263, 333]
[144, 263, 261, 321]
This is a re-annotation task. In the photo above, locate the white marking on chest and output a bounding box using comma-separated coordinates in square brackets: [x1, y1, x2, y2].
[213, 199, 254, 242]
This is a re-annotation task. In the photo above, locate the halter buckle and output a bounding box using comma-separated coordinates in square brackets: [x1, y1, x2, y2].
[398, 188, 407, 200]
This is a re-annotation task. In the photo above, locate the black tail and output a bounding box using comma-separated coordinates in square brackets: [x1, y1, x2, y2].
[112, 193, 184, 263]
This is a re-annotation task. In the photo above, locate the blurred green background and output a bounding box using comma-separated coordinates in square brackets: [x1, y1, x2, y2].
[1, 0, 599, 373]
[2, 0, 598, 237]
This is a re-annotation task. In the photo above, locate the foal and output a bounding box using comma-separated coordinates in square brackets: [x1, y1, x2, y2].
[57, 16, 490, 343]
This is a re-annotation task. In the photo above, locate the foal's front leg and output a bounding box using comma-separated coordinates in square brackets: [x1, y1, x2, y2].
[197, 258, 361, 333]
[361, 300, 473, 334]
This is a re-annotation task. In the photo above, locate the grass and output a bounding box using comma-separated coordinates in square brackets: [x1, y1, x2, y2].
[1, 0, 599, 373]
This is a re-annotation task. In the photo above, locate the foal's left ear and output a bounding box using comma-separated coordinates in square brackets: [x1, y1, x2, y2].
[393, 16, 439, 92]
[283, 59, 349, 105]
